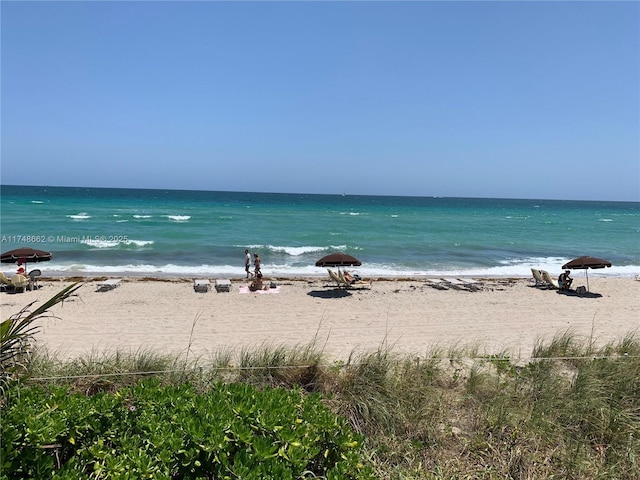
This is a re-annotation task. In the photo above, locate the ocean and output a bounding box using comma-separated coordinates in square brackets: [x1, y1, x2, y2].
[1, 185, 638, 278]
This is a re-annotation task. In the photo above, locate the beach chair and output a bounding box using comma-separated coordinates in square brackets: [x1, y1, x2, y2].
[0, 272, 15, 292]
[215, 279, 232, 292]
[28, 269, 42, 290]
[342, 270, 373, 289]
[456, 278, 482, 291]
[10, 274, 29, 293]
[530, 268, 546, 288]
[194, 279, 211, 293]
[97, 278, 122, 292]
[425, 279, 449, 290]
[440, 277, 475, 291]
[540, 270, 559, 289]
[327, 269, 347, 289]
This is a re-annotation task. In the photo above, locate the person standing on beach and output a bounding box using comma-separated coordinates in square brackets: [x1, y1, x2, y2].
[244, 249, 253, 278]
[253, 253, 261, 276]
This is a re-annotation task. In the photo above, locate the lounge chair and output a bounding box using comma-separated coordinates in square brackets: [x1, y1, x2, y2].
[438, 277, 480, 292]
[10, 274, 29, 293]
[327, 268, 339, 283]
[531, 268, 546, 288]
[341, 270, 373, 289]
[440, 277, 468, 291]
[540, 270, 559, 289]
[328, 269, 347, 289]
[215, 279, 232, 293]
[28, 269, 42, 290]
[456, 278, 482, 291]
[194, 279, 211, 293]
[425, 279, 449, 290]
[97, 278, 122, 292]
[0, 272, 14, 291]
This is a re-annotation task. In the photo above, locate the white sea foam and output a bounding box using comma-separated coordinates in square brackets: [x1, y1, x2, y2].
[133, 215, 153, 219]
[243, 244, 344, 254]
[83, 239, 120, 248]
[67, 212, 91, 220]
[267, 245, 328, 256]
[599, 218, 613, 222]
[31, 200, 44, 204]
[81, 238, 154, 248]
[130, 240, 154, 247]
[165, 215, 190, 222]
[41, 262, 640, 278]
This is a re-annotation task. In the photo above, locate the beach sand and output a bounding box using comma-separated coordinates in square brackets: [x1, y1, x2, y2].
[2, 276, 639, 362]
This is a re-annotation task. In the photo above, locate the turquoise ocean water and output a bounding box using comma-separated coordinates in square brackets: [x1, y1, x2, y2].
[1, 185, 638, 278]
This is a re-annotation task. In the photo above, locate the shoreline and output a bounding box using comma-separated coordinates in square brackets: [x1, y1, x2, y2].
[2, 276, 639, 363]
[20, 270, 640, 282]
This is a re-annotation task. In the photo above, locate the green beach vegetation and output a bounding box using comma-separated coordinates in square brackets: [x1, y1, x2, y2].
[2, 288, 639, 479]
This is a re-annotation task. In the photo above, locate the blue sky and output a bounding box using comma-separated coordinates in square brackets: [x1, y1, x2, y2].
[2, 1, 638, 201]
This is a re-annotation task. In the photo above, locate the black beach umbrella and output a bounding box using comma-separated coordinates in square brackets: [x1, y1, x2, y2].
[562, 256, 611, 292]
[1, 247, 52, 273]
[315, 252, 362, 268]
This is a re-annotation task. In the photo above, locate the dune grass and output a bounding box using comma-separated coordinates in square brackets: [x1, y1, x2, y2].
[13, 331, 639, 480]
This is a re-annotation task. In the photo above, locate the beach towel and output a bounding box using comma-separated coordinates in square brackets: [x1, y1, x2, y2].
[238, 285, 281, 294]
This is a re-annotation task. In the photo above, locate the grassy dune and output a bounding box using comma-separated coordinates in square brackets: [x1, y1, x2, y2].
[12, 332, 639, 480]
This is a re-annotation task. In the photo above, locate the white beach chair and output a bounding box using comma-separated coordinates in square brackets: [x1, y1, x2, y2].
[215, 279, 231, 292]
[456, 278, 482, 291]
[327, 269, 346, 289]
[425, 279, 449, 290]
[540, 270, 559, 289]
[341, 270, 372, 289]
[530, 268, 546, 288]
[194, 279, 211, 293]
[0, 272, 13, 291]
[97, 278, 122, 292]
[440, 277, 473, 291]
[10, 274, 29, 293]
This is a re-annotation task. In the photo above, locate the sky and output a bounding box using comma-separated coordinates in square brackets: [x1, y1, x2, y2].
[1, 1, 638, 201]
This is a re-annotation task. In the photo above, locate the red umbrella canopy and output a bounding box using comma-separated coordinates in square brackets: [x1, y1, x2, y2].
[562, 256, 611, 270]
[1, 247, 52, 264]
[315, 252, 362, 267]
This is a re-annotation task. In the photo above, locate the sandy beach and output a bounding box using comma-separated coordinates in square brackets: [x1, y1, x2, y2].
[2, 275, 639, 362]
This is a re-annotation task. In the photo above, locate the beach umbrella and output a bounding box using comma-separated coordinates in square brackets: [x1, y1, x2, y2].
[1, 247, 52, 273]
[315, 252, 362, 268]
[562, 256, 611, 292]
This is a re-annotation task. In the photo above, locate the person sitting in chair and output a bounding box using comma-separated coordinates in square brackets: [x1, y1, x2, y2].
[342, 270, 355, 285]
[558, 270, 573, 290]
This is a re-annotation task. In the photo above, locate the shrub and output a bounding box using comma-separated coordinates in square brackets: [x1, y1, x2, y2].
[1, 379, 374, 479]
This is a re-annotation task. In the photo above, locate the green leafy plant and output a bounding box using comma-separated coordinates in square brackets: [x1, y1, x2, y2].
[1, 283, 82, 396]
[2, 380, 374, 479]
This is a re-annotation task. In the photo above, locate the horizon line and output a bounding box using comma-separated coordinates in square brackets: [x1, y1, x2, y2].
[1, 184, 638, 204]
